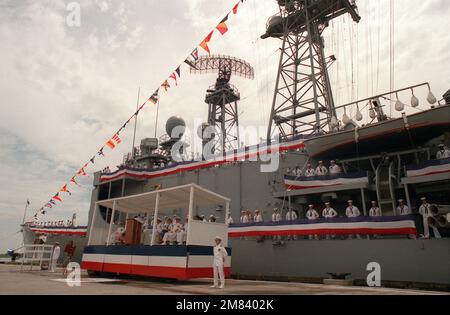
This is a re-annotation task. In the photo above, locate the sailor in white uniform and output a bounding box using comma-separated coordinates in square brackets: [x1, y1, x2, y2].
[316, 161, 329, 176]
[345, 200, 361, 218]
[272, 208, 282, 244]
[345, 200, 361, 239]
[240, 211, 248, 223]
[305, 164, 316, 177]
[294, 167, 303, 177]
[306, 204, 320, 240]
[254, 209, 263, 223]
[285, 209, 298, 240]
[211, 236, 227, 289]
[329, 160, 342, 175]
[369, 201, 382, 217]
[322, 202, 338, 239]
[226, 213, 234, 226]
[50, 242, 61, 273]
[396, 200, 411, 216]
[436, 144, 450, 159]
[419, 197, 441, 239]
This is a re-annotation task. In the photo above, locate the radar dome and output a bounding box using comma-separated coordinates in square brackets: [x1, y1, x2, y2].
[166, 116, 186, 139]
[197, 122, 215, 140]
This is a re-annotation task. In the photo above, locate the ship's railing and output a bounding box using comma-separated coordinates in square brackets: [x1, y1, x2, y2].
[21, 244, 55, 271]
[322, 82, 444, 133]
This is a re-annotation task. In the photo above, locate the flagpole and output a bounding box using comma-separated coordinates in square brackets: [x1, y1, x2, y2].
[154, 99, 160, 138]
[132, 87, 141, 158]
[21, 200, 29, 225]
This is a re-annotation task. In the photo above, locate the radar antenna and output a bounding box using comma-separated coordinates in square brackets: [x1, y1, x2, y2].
[263, 0, 360, 141]
[189, 55, 254, 154]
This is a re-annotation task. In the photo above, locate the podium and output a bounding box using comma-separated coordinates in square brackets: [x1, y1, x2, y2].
[124, 219, 142, 245]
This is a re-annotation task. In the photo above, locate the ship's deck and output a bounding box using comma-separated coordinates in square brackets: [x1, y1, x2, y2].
[0, 264, 447, 295]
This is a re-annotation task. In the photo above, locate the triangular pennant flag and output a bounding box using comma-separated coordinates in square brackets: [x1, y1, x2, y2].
[71, 177, 80, 187]
[77, 167, 88, 176]
[53, 194, 62, 202]
[98, 147, 105, 156]
[175, 67, 181, 78]
[60, 184, 72, 196]
[49, 200, 56, 206]
[162, 80, 170, 92]
[191, 48, 199, 61]
[216, 15, 229, 35]
[199, 31, 213, 55]
[170, 72, 178, 86]
[45, 203, 53, 209]
[106, 134, 121, 150]
[232, 2, 239, 14]
[90, 156, 95, 164]
[149, 89, 160, 104]
[42, 210, 47, 215]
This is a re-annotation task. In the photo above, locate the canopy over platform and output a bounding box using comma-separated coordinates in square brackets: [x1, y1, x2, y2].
[96, 183, 230, 215]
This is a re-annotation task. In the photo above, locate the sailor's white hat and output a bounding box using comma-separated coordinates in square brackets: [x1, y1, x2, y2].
[308, 204, 314, 207]
[214, 236, 222, 241]
[347, 200, 353, 203]
[325, 202, 331, 205]
[371, 201, 377, 204]
[421, 197, 427, 201]
[398, 199, 404, 203]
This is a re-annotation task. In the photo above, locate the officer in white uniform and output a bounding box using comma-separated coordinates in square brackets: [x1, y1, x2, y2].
[369, 201, 382, 217]
[418, 197, 441, 239]
[345, 200, 361, 239]
[162, 218, 176, 245]
[172, 217, 184, 244]
[316, 161, 329, 176]
[436, 144, 450, 159]
[322, 202, 338, 239]
[329, 160, 342, 175]
[305, 164, 316, 177]
[211, 236, 227, 289]
[50, 242, 61, 273]
[306, 205, 320, 240]
[396, 200, 411, 216]
[285, 209, 298, 240]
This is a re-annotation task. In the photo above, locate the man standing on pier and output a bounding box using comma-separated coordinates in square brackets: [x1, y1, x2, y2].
[211, 236, 227, 289]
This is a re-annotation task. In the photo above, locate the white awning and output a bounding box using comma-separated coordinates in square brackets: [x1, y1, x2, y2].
[95, 183, 230, 214]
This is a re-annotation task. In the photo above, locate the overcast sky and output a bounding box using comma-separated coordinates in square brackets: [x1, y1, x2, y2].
[0, 0, 449, 252]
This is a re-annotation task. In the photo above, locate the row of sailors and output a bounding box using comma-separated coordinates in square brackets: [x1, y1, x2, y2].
[239, 200, 385, 224]
[287, 160, 342, 177]
[32, 220, 74, 227]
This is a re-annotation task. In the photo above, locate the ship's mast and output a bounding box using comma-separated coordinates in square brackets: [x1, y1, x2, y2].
[263, 0, 360, 141]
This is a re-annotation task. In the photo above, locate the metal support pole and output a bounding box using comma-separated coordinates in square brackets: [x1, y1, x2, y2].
[186, 186, 195, 245]
[360, 188, 367, 216]
[151, 192, 160, 246]
[87, 205, 98, 246]
[404, 183, 412, 215]
[106, 201, 116, 246]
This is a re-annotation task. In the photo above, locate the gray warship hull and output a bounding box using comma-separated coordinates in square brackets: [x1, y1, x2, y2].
[85, 145, 450, 289]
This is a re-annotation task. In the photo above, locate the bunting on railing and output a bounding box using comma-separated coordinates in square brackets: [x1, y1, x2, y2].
[31, 0, 247, 220]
